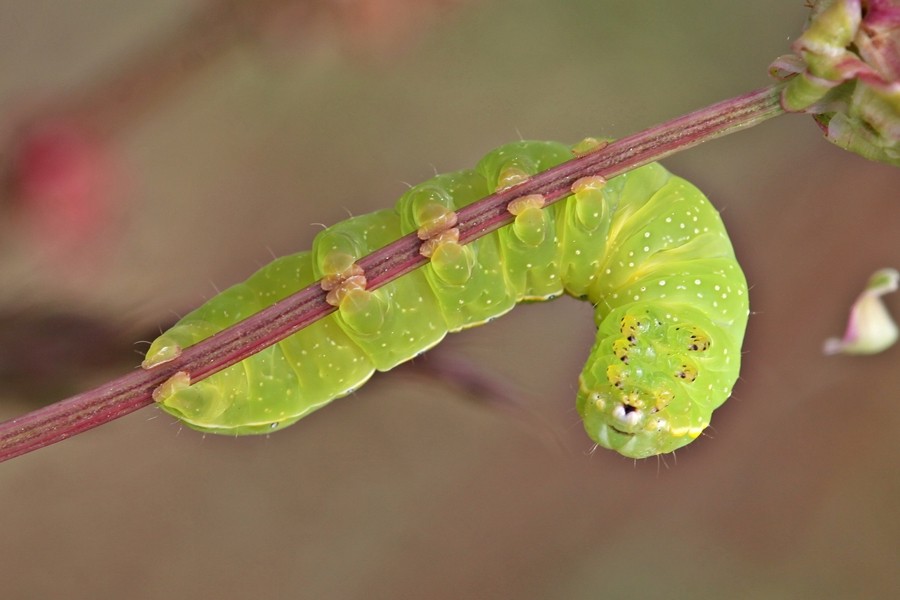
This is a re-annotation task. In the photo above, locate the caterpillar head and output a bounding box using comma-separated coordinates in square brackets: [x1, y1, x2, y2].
[576, 304, 721, 458]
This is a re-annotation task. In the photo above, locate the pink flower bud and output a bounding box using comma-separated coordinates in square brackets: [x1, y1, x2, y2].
[824, 268, 899, 355]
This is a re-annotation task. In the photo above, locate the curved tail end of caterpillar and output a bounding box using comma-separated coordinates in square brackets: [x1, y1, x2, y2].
[141, 343, 182, 369]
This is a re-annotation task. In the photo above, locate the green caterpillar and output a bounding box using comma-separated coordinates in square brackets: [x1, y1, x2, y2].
[143, 139, 749, 458]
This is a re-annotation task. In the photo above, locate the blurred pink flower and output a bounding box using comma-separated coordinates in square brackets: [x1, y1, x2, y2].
[7, 119, 122, 260]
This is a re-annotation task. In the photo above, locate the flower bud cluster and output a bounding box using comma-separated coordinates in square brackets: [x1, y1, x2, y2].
[772, 0, 900, 166]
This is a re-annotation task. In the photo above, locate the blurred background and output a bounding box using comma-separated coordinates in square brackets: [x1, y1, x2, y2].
[1, 1, 898, 598]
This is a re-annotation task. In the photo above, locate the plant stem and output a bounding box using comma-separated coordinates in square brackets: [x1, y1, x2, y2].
[0, 83, 786, 463]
